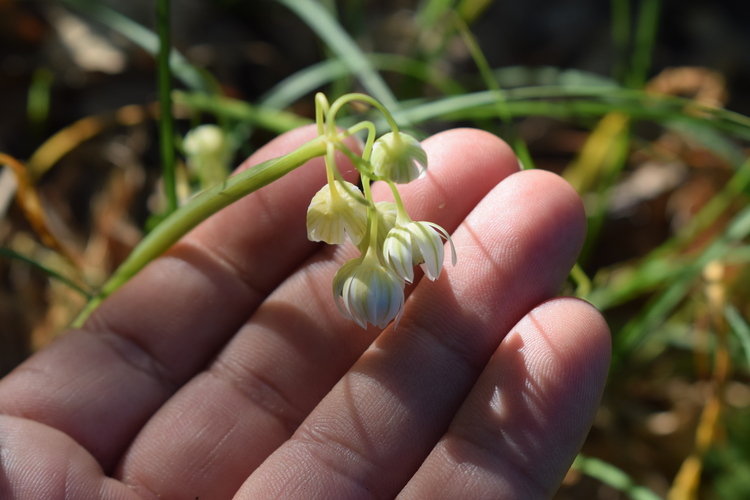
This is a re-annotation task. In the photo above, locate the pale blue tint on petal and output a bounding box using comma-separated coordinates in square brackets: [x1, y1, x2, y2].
[333, 258, 361, 322]
[333, 257, 405, 329]
[383, 226, 415, 282]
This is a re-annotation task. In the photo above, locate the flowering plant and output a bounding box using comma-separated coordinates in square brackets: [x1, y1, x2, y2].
[73, 93, 454, 330]
[305, 93, 455, 329]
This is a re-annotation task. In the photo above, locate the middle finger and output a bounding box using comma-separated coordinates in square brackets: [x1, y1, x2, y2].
[116, 129, 517, 500]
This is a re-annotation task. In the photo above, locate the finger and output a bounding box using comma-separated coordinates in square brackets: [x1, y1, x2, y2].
[115, 129, 520, 500]
[0, 415, 138, 499]
[236, 169, 586, 499]
[0, 125, 357, 471]
[398, 298, 611, 499]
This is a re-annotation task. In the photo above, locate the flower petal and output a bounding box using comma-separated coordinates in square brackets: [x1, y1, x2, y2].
[383, 226, 416, 282]
[411, 222, 445, 280]
[306, 181, 367, 244]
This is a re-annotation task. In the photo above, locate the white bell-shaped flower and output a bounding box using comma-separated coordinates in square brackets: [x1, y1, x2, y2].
[306, 180, 367, 245]
[333, 255, 405, 329]
[383, 220, 456, 282]
[370, 132, 427, 184]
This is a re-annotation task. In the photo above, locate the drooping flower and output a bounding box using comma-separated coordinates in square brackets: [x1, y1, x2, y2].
[306, 180, 368, 245]
[370, 132, 427, 184]
[383, 220, 456, 282]
[333, 255, 405, 329]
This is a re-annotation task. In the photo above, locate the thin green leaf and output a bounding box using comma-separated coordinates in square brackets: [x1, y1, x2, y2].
[157, 0, 177, 216]
[725, 305, 750, 370]
[610, 0, 631, 83]
[27, 68, 54, 129]
[385, 88, 750, 141]
[572, 454, 662, 500]
[628, 0, 661, 88]
[174, 92, 312, 133]
[612, 204, 750, 370]
[277, 0, 398, 111]
[418, 0, 457, 28]
[260, 54, 464, 110]
[666, 120, 746, 166]
[0, 248, 91, 299]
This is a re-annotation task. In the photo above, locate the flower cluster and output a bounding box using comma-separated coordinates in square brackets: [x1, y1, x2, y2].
[305, 93, 456, 329]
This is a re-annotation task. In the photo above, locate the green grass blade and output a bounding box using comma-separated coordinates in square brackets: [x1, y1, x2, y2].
[592, 154, 750, 311]
[666, 120, 746, 166]
[572, 454, 662, 500]
[175, 92, 312, 133]
[610, 0, 631, 83]
[0, 248, 91, 299]
[628, 0, 661, 88]
[260, 54, 464, 110]
[725, 305, 750, 370]
[157, 0, 177, 216]
[455, 18, 535, 168]
[62, 0, 213, 93]
[384, 88, 750, 142]
[27, 67, 54, 131]
[457, 0, 497, 23]
[418, 0, 457, 28]
[611, 204, 750, 370]
[277, 0, 398, 111]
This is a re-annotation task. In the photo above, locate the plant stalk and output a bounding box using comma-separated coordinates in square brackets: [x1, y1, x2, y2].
[72, 136, 327, 327]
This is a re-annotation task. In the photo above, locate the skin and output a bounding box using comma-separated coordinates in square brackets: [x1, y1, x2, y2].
[0, 127, 610, 500]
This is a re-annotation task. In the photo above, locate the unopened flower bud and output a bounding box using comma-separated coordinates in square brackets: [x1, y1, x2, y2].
[370, 132, 427, 184]
[333, 256, 405, 329]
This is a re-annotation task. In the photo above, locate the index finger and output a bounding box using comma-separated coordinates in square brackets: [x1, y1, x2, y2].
[0, 125, 359, 471]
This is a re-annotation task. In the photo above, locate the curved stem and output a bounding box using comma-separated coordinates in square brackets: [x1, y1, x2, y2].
[315, 92, 329, 136]
[326, 93, 400, 136]
[72, 135, 327, 327]
[343, 120, 377, 160]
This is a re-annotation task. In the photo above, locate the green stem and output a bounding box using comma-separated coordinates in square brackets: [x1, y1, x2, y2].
[569, 262, 592, 298]
[157, 0, 178, 215]
[387, 180, 410, 223]
[72, 136, 327, 327]
[345, 120, 377, 160]
[315, 92, 329, 136]
[361, 177, 379, 253]
[327, 93, 400, 136]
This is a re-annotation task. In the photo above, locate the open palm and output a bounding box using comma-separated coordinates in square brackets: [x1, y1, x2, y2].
[0, 127, 610, 499]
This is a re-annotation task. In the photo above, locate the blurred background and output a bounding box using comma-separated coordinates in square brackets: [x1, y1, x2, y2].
[2, 0, 750, 498]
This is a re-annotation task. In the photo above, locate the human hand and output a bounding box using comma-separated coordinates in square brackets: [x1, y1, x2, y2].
[0, 126, 610, 499]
